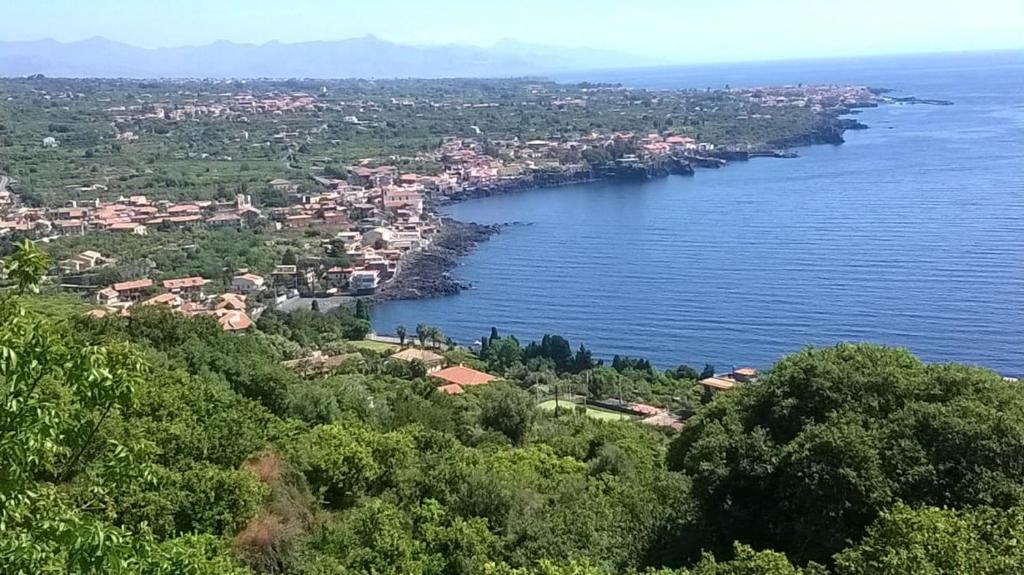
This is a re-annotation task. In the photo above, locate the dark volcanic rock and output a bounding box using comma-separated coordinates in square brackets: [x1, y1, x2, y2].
[373, 219, 499, 302]
[769, 116, 868, 148]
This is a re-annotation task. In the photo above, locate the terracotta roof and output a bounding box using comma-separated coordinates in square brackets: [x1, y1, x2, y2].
[699, 376, 737, 391]
[733, 367, 758, 377]
[179, 302, 207, 315]
[437, 383, 465, 395]
[167, 204, 200, 214]
[430, 365, 495, 387]
[163, 277, 207, 290]
[391, 348, 444, 364]
[141, 293, 182, 306]
[108, 222, 141, 230]
[112, 278, 153, 292]
[216, 293, 247, 310]
[97, 287, 119, 298]
[216, 310, 253, 331]
[233, 273, 264, 283]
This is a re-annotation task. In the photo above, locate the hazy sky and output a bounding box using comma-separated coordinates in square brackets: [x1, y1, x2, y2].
[4, 0, 1023, 62]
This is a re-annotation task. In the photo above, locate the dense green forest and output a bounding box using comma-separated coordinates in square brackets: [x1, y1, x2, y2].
[3, 242, 1024, 574]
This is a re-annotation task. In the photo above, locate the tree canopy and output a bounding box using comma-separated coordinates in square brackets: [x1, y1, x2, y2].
[2, 242, 1022, 573]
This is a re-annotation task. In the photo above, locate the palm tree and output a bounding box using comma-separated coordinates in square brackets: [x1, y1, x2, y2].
[429, 327, 445, 350]
[416, 324, 428, 348]
[396, 325, 407, 348]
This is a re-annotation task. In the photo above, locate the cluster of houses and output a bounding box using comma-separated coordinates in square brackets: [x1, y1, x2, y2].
[699, 367, 759, 394]
[90, 273, 264, 332]
[107, 92, 321, 124]
[736, 84, 881, 113]
[0, 193, 261, 238]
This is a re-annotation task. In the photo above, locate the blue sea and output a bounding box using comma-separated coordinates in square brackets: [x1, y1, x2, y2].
[373, 51, 1024, 376]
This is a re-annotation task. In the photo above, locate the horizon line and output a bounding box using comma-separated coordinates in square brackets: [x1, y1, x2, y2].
[1, 35, 1021, 69]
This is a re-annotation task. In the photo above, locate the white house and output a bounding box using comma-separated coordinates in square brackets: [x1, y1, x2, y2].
[361, 227, 396, 248]
[231, 273, 266, 294]
[349, 270, 379, 294]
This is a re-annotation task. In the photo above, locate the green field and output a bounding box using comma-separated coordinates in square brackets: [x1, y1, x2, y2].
[538, 400, 637, 421]
[348, 340, 400, 354]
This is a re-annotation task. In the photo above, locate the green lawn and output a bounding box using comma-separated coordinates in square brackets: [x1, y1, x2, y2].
[348, 340, 400, 354]
[538, 400, 637, 421]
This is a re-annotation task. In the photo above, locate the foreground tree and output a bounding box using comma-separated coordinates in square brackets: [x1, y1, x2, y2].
[665, 343, 1024, 565]
[834, 504, 1024, 575]
[0, 243, 244, 574]
[477, 384, 535, 445]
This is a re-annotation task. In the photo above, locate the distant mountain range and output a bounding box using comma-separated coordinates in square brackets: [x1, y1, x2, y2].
[0, 36, 664, 79]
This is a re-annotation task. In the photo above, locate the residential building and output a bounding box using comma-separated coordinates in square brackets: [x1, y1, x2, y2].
[111, 278, 154, 301]
[430, 365, 496, 389]
[207, 213, 242, 228]
[162, 277, 208, 300]
[214, 309, 253, 332]
[231, 273, 266, 294]
[141, 293, 184, 308]
[349, 269, 379, 294]
[96, 287, 120, 306]
[390, 348, 444, 373]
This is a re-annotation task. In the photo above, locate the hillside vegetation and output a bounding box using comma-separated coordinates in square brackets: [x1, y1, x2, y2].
[3, 242, 1023, 574]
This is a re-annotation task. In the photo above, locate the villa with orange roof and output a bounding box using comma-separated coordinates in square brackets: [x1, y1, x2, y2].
[162, 276, 209, 300]
[430, 365, 496, 389]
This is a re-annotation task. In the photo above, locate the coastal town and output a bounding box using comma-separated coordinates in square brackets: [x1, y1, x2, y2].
[0, 78, 884, 331]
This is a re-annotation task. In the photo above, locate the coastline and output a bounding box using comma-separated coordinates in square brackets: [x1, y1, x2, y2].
[380, 112, 872, 302]
[372, 219, 502, 302]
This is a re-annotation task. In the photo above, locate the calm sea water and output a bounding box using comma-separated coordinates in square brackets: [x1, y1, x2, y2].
[374, 52, 1024, 375]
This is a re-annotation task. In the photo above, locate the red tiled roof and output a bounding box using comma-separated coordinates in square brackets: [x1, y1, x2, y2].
[430, 365, 495, 387]
[216, 310, 253, 331]
[108, 222, 140, 230]
[113, 278, 153, 292]
[437, 383, 465, 395]
[234, 273, 264, 283]
[163, 277, 207, 290]
[216, 293, 247, 310]
[141, 293, 181, 306]
[98, 287, 119, 298]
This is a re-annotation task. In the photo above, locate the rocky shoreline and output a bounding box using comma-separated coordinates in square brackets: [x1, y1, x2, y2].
[374, 116, 871, 303]
[372, 219, 501, 302]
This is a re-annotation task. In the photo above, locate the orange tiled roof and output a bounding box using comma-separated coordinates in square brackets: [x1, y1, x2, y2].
[141, 293, 181, 306]
[216, 293, 247, 311]
[163, 277, 207, 290]
[437, 383, 465, 395]
[216, 310, 253, 331]
[430, 365, 495, 387]
[112, 278, 153, 292]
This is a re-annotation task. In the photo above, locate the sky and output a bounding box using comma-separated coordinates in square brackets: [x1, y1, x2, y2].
[3, 0, 1023, 63]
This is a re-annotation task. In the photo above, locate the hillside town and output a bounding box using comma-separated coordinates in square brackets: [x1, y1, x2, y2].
[0, 79, 884, 329]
